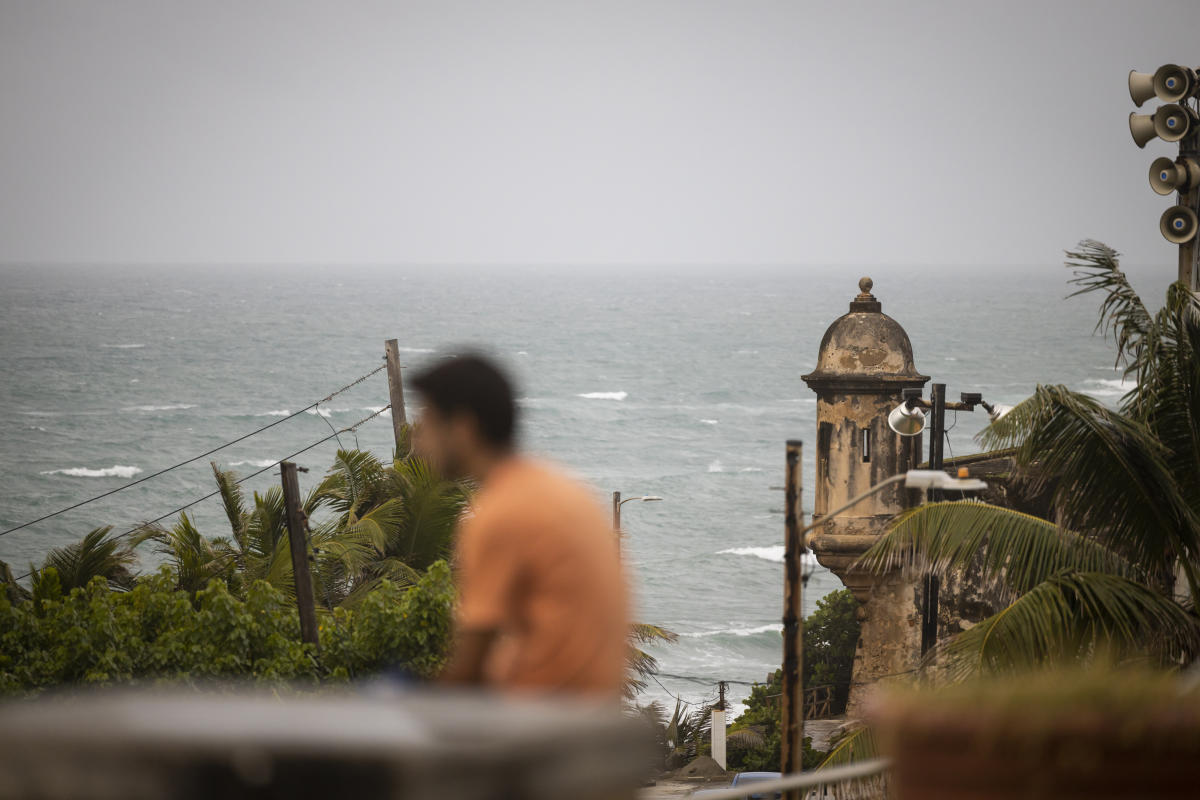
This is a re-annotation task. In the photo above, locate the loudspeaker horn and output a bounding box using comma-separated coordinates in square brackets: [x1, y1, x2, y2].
[1149, 157, 1200, 195]
[1155, 103, 1195, 143]
[1153, 64, 1198, 103]
[1160, 205, 1199, 244]
[1130, 112, 1158, 148]
[1129, 70, 1158, 107]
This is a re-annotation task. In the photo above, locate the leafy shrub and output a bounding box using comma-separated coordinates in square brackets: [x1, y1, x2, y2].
[0, 562, 455, 696]
[725, 589, 861, 772]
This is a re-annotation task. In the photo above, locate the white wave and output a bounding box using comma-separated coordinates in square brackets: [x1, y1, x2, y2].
[228, 459, 276, 468]
[101, 343, 145, 349]
[1082, 377, 1133, 398]
[739, 467, 763, 473]
[27, 425, 47, 432]
[719, 545, 784, 563]
[41, 465, 142, 478]
[578, 391, 627, 401]
[258, 409, 292, 417]
[125, 404, 196, 412]
[682, 623, 782, 639]
[306, 408, 333, 418]
[699, 419, 719, 425]
[719, 545, 819, 567]
[396, 347, 435, 353]
[517, 351, 529, 356]
[707, 460, 725, 473]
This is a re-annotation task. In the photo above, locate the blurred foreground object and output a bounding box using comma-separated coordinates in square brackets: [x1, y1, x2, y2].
[0, 687, 653, 799]
[868, 668, 1200, 799]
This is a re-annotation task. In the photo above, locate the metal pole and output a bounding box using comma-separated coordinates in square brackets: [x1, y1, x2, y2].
[1178, 130, 1200, 291]
[384, 339, 409, 453]
[781, 440, 804, 793]
[921, 384, 946, 657]
[281, 461, 320, 648]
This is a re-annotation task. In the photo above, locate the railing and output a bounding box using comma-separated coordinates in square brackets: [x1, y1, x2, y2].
[685, 759, 889, 800]
[804, 684, 834, 719]
[764, 685, 838, 720]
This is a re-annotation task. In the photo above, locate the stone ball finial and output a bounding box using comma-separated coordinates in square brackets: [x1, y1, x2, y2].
[848, 275, 881, 313]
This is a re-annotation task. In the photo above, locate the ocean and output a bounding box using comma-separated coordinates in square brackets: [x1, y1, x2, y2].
[0, 260, 1173, 712]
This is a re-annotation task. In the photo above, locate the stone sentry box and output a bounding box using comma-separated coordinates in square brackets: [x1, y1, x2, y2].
[801, 278, 929, 716]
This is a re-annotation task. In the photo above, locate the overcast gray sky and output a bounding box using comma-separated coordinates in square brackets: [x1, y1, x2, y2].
[2, 0, 1198, 267]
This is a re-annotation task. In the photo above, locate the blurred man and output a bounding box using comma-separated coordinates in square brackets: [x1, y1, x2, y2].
[411, 353, 629, 698]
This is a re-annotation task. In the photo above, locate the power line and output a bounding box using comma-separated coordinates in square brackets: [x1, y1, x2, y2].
[0, 363, 386, 540]
[11, 405, 391, 583]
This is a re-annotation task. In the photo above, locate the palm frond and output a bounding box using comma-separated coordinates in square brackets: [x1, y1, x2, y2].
[1064, 240, 1152, 374]
[211, 462, 247, 543]
[937, 570, 1200, 682]
[817, 724, 878, 769]
[39, 526, 137, 591]
[980, 384, 1200, 572]
[857, 500, 1136, 596]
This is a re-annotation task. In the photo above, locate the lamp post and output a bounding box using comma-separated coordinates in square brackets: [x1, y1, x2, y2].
[780, 468, 987, 792]
[887, 385, 1011, 655]
[611, 492, 662, 551]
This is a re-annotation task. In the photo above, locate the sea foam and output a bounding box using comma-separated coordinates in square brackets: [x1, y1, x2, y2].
[682, 623, 782, 639]
[578, 391, 627, 401]
[1082, 377, 1132, 398]
[41, 465, 142, 478]
[228, 459, 276, 468]
[125, 404, 197, 412]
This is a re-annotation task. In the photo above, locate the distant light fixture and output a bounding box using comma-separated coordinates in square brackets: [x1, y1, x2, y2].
[980, 401, 1014, 422]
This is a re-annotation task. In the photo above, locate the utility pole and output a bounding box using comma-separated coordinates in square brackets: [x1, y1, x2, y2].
[920, 384, 946, 657]
[384, 339, 409, 453]
[781, 439, 804, 789]
[712, 680, 727, 770]
[281, 461, 320, 649]
[612, 491, 621, 531]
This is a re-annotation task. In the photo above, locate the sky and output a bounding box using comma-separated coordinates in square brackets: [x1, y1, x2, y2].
[2, 0, 1199, 267]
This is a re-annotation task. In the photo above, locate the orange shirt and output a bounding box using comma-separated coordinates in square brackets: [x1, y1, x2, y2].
[454, 457, 630, 697]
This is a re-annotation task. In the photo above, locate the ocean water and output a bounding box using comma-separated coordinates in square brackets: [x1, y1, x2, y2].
[0, 261, 1173, 711]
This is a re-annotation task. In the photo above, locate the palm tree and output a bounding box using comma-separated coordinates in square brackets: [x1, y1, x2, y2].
[31, 526, 137, 594]
[307, 448, 470, 607]
[131, 512, 239, 594]
[857, 240, 1200, 680]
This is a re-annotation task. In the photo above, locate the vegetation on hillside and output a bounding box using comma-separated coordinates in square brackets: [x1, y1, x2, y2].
[0, 444, 674, 695]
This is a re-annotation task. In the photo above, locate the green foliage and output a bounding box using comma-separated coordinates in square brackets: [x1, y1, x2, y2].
[855, 241, 1200, 679]
[803, 589, 859, 713]
[722, 591, 859, 772]
[0, 562, 456, 696]
[321, 561, 456, 680]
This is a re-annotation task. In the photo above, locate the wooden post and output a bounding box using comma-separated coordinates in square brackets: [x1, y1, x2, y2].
[781, 440, 804, 787]
[281, 461, 320, 649]
[384, 339, 409, 452]
[612, 491, 621, 554]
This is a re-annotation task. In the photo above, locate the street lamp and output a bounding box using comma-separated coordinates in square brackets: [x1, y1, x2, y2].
[798, 468, 986, 550]
[612, 492, 662, 532]
[886, 383, 1007, 655]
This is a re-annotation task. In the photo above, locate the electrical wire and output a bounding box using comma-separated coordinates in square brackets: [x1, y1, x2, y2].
[11, 405, 391, 583]
[0, 363, 386, 540]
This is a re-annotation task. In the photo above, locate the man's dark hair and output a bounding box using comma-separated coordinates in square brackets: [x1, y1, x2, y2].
[411, 353, 517, 448]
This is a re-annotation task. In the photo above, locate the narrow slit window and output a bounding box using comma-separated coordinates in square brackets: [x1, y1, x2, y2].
[862, 427, 871, 463]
